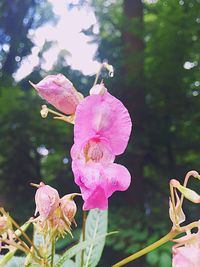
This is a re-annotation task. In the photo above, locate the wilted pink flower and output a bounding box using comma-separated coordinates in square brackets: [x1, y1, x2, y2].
[34, 182, 60, 220]
[30, 74, 83, 115]
[71, 90, 132, 210]
[60, 194, 77, 223]
[172, 227, 200, 267]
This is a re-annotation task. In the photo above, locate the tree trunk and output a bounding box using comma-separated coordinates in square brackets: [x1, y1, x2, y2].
[122, 0, 145, 210]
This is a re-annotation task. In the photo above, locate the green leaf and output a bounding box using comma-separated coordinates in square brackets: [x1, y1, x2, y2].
[55, 231, 116, 267]
[75, 209, 108, 267]
[0, 256, 25, 267]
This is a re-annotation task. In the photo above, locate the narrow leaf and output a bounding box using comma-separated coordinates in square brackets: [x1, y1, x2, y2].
[76, 209, 108, 267]
[55, 231, 117, 267]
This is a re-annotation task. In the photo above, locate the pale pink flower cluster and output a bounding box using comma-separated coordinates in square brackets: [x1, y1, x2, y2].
[32, 74, 132, 210]
[33, 182, 77, 237]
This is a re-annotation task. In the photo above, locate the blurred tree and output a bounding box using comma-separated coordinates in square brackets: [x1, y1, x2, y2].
[0, 0, 56, 76]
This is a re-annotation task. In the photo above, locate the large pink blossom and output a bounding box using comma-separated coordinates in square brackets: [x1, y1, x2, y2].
[172, 227, 200, 267]
[30, 74, 83, 114]
[71, 90, 132, 210]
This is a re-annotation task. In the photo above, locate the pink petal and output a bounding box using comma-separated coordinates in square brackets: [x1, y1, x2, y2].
[31, 74, 83, 114]
[74, 92, 132, 155]
[103, 163, 131, 197]
[83, 186, 108, 210]
[172, 246, 200, 267]
[72, 160, 131, 210]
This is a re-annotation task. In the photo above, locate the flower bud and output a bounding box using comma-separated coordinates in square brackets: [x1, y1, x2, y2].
[89, 84, 107, 95]
[171, 180, 200, 204]
[34, 182, 60, 220]
[60, 194, 77, 224]
[30, 74, 83, 115]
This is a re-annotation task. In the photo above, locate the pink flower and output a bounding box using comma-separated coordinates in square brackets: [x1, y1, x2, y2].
[71, 90, 132, 210]
[172, 227, 200, 267]
[30, 74, 83, 115]
[34, 182, 60, 220]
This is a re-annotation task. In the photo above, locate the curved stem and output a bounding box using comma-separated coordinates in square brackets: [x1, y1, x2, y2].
[112, 229, 179, 267]
[180, 170, 199, 206]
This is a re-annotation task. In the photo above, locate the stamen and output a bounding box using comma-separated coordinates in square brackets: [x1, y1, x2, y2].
[93, 61, 114, 86]
[103, 62, 114, 77]
[40, 105, 75, 124]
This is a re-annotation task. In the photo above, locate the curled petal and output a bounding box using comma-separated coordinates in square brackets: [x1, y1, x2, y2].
[30, 74, 83, 115]
[74, 92, 132, 155]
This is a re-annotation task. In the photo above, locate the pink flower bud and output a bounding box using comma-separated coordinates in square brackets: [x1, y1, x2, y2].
[60, 194, 77, 223]
[30, 74, 83, 115]
[34, 182, 60, 220]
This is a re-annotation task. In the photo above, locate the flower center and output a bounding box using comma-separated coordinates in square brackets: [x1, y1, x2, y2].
[84, 141, 104, 162]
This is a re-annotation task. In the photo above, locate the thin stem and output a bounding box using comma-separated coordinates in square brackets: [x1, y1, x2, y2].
[180, 170, 199, 206]
[93, 64, 103, 86]
[112, 229, 179, 267]
[112, 219, 200, 267]
[81, 210, 87, 267]
[1, 239, 28, 254]
[5, 213, 41, 258]
[50, 236, 55, 267]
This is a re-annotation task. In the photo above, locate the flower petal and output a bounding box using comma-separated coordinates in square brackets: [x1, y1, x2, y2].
[74, 92, 132, 155]
[172, 246, 200, 267]
[71, 160, 131, 210]
[83, 186, 108, 210]
[103, 163, 131, 197]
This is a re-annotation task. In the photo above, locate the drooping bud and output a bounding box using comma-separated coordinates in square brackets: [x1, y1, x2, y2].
[90, 84, 107, 95]
[30, 74, 83, 115]
[34, 182, 60, 220]
[60, 194, 78, 224]
[171, 179, 200, 204]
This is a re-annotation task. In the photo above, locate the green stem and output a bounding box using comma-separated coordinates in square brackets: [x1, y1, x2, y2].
[112, 229, 179, 267]
[81, 210, 87, 267]
[50, 236, 55, 267]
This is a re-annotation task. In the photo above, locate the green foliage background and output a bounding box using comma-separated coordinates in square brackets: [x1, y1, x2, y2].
[0, 0, 200, 266]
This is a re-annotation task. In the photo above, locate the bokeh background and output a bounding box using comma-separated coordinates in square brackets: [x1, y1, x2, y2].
[0, 0, 200, 266]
